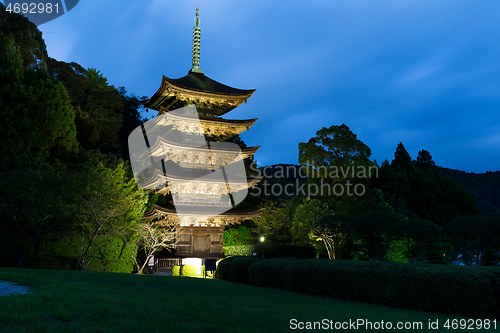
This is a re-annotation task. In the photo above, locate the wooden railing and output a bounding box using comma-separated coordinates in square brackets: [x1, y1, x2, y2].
[155, 257, 222, 269]
[156, 258, 183, 269]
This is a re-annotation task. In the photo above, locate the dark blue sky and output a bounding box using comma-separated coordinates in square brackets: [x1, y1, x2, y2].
[17, 0, 500, 173]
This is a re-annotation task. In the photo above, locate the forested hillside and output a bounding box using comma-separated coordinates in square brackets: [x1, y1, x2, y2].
[438, 167, 500, 217]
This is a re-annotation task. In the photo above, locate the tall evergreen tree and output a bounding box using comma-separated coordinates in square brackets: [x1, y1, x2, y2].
[391, 142, 413, 172]
[0, 35, 77, 167]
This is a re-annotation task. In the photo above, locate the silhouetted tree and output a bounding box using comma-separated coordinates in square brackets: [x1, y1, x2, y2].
[349, 210, 404, 261]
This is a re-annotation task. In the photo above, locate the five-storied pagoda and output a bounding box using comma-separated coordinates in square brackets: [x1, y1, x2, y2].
[140, 8, 263, 259]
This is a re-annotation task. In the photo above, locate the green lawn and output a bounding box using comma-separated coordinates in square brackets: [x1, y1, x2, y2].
[0, 267, 496, 332]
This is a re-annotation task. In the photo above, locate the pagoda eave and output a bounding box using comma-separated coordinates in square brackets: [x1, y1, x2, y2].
[154, 107, 258, 138]
[137, 169, 262, 195]
[136, 137, 260, 162]
[143, 74, 255, 114]
[143, 204, 265, 225]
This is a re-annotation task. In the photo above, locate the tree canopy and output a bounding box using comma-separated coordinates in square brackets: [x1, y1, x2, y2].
[0, 35, 78, 167]
[372, 143, 479, 225]
[298, 123, 372, 182]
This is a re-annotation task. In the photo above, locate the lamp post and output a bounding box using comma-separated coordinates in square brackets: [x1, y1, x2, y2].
[260, 236, 265, 257]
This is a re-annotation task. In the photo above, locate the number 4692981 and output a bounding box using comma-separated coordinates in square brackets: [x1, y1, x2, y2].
[5, 3, 59, 14]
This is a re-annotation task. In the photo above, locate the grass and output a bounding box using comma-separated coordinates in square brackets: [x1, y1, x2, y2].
[0, 267, 496, 332]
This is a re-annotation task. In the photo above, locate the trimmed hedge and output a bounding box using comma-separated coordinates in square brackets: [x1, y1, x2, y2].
[222, 258, 500, 318]
[216, 256, 263, 283]
[171, 265, 181, 276]
[180, 264, 197, 277]
[286, 260, 500, 318]
[248, 257, 296, 290]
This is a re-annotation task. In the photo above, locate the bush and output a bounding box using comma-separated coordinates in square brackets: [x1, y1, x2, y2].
[180, 264, 197, 277]
[223, 226, 253, 246]
[216, 256, 263, 283]
[248, 257, 296, 290]
[171, 265, 180, 276]
[85, 258, 134, 273]
[220, 257, 500, 318]
[252, 259, 500, 318]
[223, 245, 255, 256]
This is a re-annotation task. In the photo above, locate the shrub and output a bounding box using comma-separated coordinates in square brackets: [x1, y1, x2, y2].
[248, 257, 296, 290]
[260, 259, 500, 318]
[215, 257, 232, 281]
[171, 265, 180, 276]
[85, 258, 134, 273]
[223, 245, 255, 256]
[222, 257, 500, 318]
[216, 256, 263, 283]
[223, 226, 253, 246]
[180, 264, 197, 277]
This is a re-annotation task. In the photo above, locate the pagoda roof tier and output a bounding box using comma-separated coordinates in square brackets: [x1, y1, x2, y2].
[138, 168, 262, 196]
[155, 107, 257, 138]
[143, 204, 265, 226]
[142, 72, 255, 116]
[136, 137, 260, 169]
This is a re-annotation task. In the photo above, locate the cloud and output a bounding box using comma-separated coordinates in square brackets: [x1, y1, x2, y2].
[472, 129, 500, 150]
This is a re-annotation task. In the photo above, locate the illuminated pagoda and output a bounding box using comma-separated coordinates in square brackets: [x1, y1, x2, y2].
[140, 8, 263, 258]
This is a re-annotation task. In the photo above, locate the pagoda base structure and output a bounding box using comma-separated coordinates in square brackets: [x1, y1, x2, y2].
[177, 226, 224, 258]
[143, 204, 264, 259]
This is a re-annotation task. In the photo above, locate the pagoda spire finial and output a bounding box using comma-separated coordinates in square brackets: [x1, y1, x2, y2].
[190, 8, 203, 73]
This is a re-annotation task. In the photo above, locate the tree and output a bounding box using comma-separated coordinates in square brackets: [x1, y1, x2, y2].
[298, 124, 373, 183]
[373, 144, 479, 225]
[416, 149, 435, 169]
[389, 219, 442, 263]
[117, 86, 147, 160]
[333, 187, 391, 216]
[133, 222, 178, 274]
[0, 36, 78, 167]
[47, 59, 126, 154]
[298, 124, 379, 216]
[443, 216, 500, 266]
[252, 201, 290, 243]
[0, 3, 47, 71]
[0, 167, 70, 267]
[223, 226, 254, 246]
[391, 142, 413, 172]
[291, 199, 332, 245]
[310, 214, 353, 259]
[72, 160, 148, 270]
[349, 210, 404, 261]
